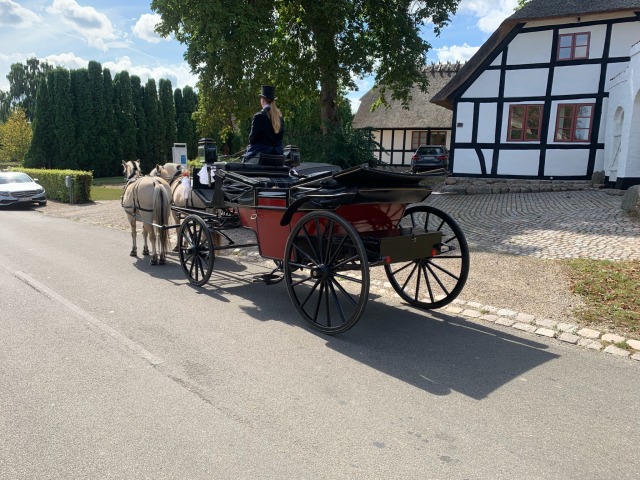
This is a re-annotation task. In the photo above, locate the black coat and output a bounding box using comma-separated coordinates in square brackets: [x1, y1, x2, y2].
[246, 106, 284, 157]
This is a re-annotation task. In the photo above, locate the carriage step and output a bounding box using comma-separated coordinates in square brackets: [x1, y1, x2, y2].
[252, 272, 284, 285]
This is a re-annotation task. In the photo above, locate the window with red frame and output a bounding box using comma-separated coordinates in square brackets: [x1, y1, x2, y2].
[411, 131, 428, 150]
[507, 104, 543, 141]
[555, 104, 594, 142]
[557, 32, 590, 60]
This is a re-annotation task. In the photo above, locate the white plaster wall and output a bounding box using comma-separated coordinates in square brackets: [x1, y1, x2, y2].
[610, 22, 640, 57]
[482, 149, 494, 173]
[507, 31, 553, 64]
[461, 70, 501, 98]
[477, 104, 497, 143]
[559, 24, 607, 58]
[606, 62, 630, 89]
[452, 149, 482, 174]
[490, 53, 502, 67]
[504, 69, 548, 97]
[552, 64, 601, 95]
[598, 97, 609, 142]
[496, 150, 540, 176]
[594, 149, 605, 172]
[544, 149, 589, 176]
[455, 103, 474, 143]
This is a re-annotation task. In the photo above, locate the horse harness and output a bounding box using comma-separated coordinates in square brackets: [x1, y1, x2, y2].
[122, 175, 165, 215]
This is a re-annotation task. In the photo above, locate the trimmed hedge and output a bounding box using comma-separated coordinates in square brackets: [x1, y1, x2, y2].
[9, 167, 93, 203]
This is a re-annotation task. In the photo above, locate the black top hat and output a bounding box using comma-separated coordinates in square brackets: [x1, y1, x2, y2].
[259, 85, 277, 101]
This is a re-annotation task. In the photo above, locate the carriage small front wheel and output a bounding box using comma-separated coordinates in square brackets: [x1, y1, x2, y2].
[384, 205, 469, 309]
[178, 215, 215, 287]
[283, 211, 370, 335]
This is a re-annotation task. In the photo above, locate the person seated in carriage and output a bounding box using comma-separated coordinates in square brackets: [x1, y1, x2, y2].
[244, 85, 285, 162]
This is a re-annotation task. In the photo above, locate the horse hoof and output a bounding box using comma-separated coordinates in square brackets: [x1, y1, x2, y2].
[143, 248, 150, 256]
[159, 258, 166, 265]
[130, 250, 137, 257]
[150, 258, 158, 265]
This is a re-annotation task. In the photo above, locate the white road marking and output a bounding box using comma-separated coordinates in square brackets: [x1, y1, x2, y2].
[11, 269, 164, 366]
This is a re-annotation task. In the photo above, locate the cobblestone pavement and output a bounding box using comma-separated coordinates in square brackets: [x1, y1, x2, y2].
[424, 190, 640, 260]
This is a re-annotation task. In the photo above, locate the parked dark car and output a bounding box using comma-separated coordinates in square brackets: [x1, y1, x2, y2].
[411, 145, 449, 173]
[0, 171, 47, 207]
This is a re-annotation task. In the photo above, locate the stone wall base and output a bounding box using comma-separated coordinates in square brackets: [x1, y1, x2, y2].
[433, 177, 602, 195]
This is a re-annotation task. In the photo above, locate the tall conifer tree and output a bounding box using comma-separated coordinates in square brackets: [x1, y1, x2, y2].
[159, 78, 176, 162]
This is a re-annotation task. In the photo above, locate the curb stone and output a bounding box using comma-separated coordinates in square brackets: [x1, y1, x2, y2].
[438, 299, 638, 361]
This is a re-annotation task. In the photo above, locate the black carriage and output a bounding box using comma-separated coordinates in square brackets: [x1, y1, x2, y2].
[172, 150, 469, 335]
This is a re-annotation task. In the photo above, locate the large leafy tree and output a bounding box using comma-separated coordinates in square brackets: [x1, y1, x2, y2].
[6, 58, 53, 122]
[0, 108, 32, 163]
[152, 0, 460, 132]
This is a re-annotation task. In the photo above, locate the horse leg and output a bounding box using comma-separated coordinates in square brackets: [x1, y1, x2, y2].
[148, 224, 158, 265]
[142, 226, 150, 256]
[128, 214, 137, 257]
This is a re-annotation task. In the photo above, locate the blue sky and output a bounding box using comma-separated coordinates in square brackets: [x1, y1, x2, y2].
[0, 0, 519, 111]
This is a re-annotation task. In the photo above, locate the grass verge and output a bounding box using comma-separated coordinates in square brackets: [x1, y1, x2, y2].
[567, 259, 640, 336]
[91, 177, 123, 201]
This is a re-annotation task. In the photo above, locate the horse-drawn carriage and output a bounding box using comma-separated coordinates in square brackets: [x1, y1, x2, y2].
[122, 144, 469, 335]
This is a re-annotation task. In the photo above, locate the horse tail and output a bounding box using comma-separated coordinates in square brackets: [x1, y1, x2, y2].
[153, 182, 171, 253]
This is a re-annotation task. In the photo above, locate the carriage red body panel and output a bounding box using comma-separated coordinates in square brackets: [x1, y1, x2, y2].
[239, 197, 407, 260]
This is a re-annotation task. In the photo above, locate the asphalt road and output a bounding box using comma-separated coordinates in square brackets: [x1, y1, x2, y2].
[1, 209, 638, 479]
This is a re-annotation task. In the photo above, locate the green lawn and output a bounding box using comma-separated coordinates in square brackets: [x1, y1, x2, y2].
[91, 177, 123, 201]
[568, 259, 640, 336]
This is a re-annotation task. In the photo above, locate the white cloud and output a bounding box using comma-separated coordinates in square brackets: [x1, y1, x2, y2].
[433, 43, 480, 63]
[44, 52, 91, 70]
[132, 13, 167, 44]
[38, 52, 198, 90]
[103, 56, 198, 90]
[0, 0, 41, 28]
[458, 0, 518, 33]
[47, 0, 118, 51]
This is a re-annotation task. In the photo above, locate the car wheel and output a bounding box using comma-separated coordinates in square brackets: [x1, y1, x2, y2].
[38, 201, 47, 206]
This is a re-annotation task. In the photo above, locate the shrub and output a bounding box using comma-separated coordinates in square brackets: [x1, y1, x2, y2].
[10, 167, 92, 203]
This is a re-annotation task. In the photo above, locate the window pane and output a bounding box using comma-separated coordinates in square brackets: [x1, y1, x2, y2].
[559, 105, 574, 117]
[510, 129, 523, 140]
[559, 35, 573, 47]
[575, 117, 591, 129]
[577, 105, 592, 117]
[575, 34, 589, 46]
[559, 117, 573, 129]
[574, 46, 588, 58]
[558, 47, 572, 59]
[574, 129, 589, 141]
[556, 129, 571, 141]
[525, 129, 539, 140]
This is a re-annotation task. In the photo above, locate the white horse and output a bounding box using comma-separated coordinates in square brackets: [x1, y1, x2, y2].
[121, 160, 172, 265]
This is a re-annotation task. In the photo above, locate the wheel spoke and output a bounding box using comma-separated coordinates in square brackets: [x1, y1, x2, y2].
[302, 224, 321, 262]
[426, 262, 451, 296]
[401, 262, 419, 291]
[423, 264, 435, 303]
[427, 259, 461, 281]
[330, 276, 358, 307]
[328, 279, 347, 324]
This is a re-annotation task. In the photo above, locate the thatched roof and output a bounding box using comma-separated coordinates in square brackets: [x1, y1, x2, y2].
[352, 63, 463, 129]
[431, 0, 640, 110]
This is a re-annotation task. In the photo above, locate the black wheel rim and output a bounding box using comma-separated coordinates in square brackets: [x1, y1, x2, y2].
[179, 216, 214, 286]
[384, 205, 469, 309]
[284, 212, 369, 335]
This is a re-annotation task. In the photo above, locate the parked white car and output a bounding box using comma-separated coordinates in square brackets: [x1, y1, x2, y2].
[0, 171, 47, 207]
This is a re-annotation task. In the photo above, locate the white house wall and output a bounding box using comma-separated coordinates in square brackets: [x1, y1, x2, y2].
[551, 65, 601, 96]
[477, 104, 497, 143]
[504, 69, 548, 97]
[449, 13, 640, 181]
[506, 31, 553, 64]
[461, 70, 501, 98]
[544, 150, 590, 176]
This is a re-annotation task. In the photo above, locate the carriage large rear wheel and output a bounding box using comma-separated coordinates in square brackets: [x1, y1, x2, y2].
[178, 215, 215, 286]
[384, 205, 469, 309]
[283, 211, 369, 335]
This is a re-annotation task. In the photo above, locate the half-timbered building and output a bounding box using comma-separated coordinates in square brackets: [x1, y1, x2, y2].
[431, 0, 640, 188]
[353, 63, 462, 167]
